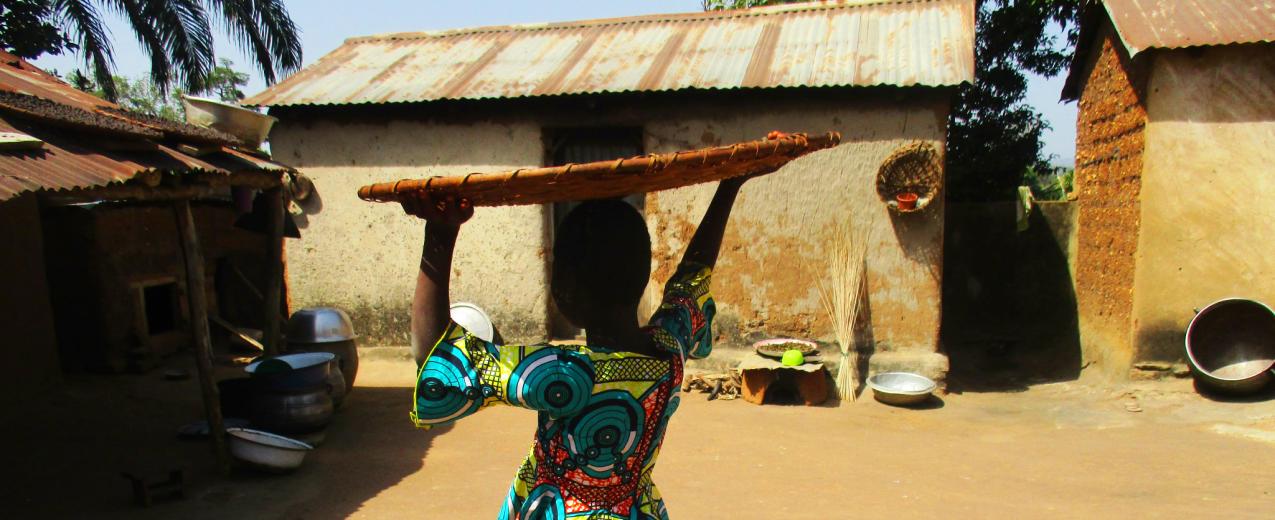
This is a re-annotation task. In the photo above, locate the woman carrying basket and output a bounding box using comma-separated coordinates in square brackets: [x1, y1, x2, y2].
[404, 174, 754, 519]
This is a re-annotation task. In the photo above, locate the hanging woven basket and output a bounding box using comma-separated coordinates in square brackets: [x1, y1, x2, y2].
[875, 141, 943, 213]
[358, 131, 841, 207]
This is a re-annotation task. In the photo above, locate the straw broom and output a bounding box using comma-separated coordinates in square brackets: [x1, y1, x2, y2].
[814, 220, 869, 401]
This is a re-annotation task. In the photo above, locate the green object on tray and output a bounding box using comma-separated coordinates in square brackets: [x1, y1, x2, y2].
[781, 349, 805, 366]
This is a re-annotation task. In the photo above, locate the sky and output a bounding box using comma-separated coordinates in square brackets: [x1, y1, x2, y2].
[33, 0, 1077, 167]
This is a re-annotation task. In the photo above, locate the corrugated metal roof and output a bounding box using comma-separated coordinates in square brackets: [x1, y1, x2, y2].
[1104, 0, 1275, 56]
[0, 52, 293, 202]
[244, 0, 975, 107]
[1061, 0, 1275, 101]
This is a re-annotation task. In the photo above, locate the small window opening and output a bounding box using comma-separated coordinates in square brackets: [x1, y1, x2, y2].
[142, 283, 179, 335]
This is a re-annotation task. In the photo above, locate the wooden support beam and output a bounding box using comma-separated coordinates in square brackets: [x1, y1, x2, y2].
[173, 199, 231, 475]
[42, 184, 218, 205]
[262, 187, 286, 356]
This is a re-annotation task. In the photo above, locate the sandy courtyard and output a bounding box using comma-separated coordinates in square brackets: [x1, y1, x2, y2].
[6, 356, 1275, 519]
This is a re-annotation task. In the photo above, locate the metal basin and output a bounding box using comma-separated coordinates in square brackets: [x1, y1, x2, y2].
[290, 338, 359, 392]
[226, 428, 313, 473]
[287, 307, 357, 344]
[245, 352, 335, 391]
[182, 95, 277, 147]
[867, 372, 937, 407]
[1186, 298, 1275, 395]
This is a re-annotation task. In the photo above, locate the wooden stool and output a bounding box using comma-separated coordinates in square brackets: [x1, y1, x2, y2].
[740, 366, 829, 406]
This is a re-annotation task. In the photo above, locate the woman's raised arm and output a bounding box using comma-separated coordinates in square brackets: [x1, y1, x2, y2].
[405, 194, 473, 365]
[678, 175, 753, 269]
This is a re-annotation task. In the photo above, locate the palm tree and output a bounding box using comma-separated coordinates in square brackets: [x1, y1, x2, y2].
[53, 0, 301, 100]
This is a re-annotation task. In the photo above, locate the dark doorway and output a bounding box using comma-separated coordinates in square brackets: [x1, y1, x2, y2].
[543, 127, 645, 340]
[941, 202, 1083, 391]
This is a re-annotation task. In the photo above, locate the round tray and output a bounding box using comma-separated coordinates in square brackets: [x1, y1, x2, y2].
[752, 338, 819, 360]
[358, 132, 841, 207]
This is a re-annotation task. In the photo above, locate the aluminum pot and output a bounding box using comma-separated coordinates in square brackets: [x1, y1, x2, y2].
[290, 339, 358, 391]
[1186, 298, 1275, 395]
[326, 363, 347, 409]
[248, 386, 334, 434]
[286, 307, 356, 344]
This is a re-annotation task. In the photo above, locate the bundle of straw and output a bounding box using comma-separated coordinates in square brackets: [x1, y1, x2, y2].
[814, 220, 870, 401]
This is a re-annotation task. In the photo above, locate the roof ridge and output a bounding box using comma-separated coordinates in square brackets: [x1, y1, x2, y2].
[346, 0, 941, 43]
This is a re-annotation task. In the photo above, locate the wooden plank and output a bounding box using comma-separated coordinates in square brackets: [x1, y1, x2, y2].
[262, 187, 286, 356]
[173, 199, 231, 475]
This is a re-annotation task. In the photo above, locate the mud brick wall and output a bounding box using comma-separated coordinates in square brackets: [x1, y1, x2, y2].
[1073, 25, 1149, 374]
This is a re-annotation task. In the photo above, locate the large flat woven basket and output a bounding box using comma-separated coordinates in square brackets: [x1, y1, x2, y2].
[358, 131, 841, 207]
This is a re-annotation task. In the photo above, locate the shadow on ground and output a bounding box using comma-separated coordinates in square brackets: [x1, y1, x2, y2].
[1192, 379, 1275, 403]
[941, 202, 1083, 393]
[0, 356, 444, 519]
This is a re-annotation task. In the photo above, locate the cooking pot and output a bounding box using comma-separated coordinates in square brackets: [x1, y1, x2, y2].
[1185, 298, 1275, 395]
[286, 307, 356, 344]
[248, 386, 334, 434]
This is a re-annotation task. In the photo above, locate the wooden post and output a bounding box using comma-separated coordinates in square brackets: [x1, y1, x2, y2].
[173, 200, 231, 475]
[262, 187, 286, 356]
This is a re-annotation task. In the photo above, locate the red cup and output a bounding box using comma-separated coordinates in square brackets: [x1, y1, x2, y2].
[896, 192, 919, 211]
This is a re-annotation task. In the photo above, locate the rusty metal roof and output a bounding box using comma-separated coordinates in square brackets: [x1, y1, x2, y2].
[0, 52, 293, 202]
[1104, 0, 1275, 56]
[244, 0, 975, 107]
[1062, 0, 1275, 101]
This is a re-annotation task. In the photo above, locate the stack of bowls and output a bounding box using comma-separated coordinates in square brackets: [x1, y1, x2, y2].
[286, 307, 359, 402]
[243, 352, 338, 438]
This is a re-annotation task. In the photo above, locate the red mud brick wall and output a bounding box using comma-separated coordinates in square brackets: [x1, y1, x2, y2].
[1073, 26, 1149, 373]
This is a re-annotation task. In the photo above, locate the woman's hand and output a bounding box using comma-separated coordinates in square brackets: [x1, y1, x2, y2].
[401, 192, 474, 229]
[721, 170, 765, 189]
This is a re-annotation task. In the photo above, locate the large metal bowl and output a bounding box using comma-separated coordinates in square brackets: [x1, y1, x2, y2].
[287, 307, 356, 344]
[245, 352, 335, 391]
[226, 428, 313, 473]
[867, 372, 937, 407]
[182, 95, 277, 147]
[1186, 298, 1275, 395]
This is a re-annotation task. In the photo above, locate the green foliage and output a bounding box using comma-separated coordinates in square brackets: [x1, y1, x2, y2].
[1022, 165, 1055, 200]
[706, 0, 1083, 202]
[0, 0, 300, 101]
[66, 58, 250, 121]
[201, 58, 250, 101]
[0, 0, 71, 58]
[700, 0, 802, 10]
[948, 0, 1080, 202]
[1022, 164, 1074, 201]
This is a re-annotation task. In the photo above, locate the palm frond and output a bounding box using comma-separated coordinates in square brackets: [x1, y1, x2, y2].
[141, 0, 215, 93]
[207, 0, 274, 83]
[252, 0, 302, 76]
[108, 0, 172, 88]
[54, 0, 117, 99]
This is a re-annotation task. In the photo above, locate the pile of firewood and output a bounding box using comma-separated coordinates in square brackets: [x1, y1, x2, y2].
[683, 370, 742, 400]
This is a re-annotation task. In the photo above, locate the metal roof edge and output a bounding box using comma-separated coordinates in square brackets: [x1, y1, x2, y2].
[255, 82, 963, 109]
[348, 0, 952, 42]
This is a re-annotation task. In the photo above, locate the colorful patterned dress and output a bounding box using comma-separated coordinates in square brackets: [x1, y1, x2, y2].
[412, 264, 715, 520]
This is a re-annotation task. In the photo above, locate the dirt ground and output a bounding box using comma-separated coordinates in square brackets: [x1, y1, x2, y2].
[6, 355, 1275, 519]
